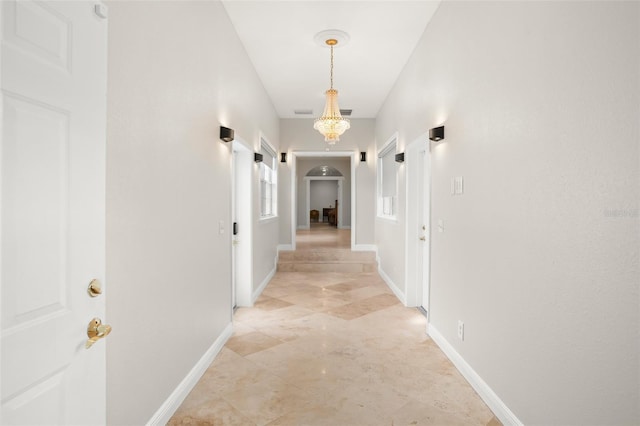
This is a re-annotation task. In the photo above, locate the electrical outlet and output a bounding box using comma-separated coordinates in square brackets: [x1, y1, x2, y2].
[457, 320, 464, 341]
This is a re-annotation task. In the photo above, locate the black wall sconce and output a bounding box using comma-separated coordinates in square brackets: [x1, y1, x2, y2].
[429, 125, 445, 142]
[395, 153, 405, 163]
[360, 152, 367, 162]
[220, 126, 234, 142]
[280, 153, 287, 163]
[254, 153, 263, 163]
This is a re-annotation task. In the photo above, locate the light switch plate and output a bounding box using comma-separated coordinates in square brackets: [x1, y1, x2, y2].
[454, 176, 464, 195]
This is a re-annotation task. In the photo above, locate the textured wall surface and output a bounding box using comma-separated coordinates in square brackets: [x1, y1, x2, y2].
[106, 1, 278, 423]
[376, 1, 639, 424]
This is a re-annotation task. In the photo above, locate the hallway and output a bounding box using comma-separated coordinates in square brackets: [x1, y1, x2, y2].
[169, 227, 498, 425]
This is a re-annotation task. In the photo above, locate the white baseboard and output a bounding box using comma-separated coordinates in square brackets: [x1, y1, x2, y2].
[378, 264, 406, 305]
[297, 225, 310, 230]
[277, 244, 293, 252]
[353, 244, 377, 252]
[252, 265, 275, 303]
[428, 325, 523, 426]
[147, 323, 233, 425]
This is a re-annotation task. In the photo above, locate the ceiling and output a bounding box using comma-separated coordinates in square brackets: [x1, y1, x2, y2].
[221, 1, 441, 119]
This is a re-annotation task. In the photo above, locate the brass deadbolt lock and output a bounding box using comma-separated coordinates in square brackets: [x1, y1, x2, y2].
[87, 279, 102, 297]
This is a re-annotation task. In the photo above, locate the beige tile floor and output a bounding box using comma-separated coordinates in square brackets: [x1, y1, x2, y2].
[169, 226, 499, 426]
[295, 223, 352, 250]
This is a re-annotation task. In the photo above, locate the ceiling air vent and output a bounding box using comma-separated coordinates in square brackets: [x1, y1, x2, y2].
[340, 109, 352, 116]
[294, 109, 313, 115]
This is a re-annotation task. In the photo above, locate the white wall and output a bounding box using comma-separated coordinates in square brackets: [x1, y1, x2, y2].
[106, 1, 278, 424]
[310, 180, 338, 222]
[279, 118, 376, 247]
[375, 1, 639, 424]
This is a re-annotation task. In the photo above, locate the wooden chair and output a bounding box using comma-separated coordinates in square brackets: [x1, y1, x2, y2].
[310, 209, 319, 223]
[328, 199, 338, 226]
[328, 209, 336, 226]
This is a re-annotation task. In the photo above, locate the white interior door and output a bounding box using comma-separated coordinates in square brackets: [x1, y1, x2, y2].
[1, 1, 108, 424]
[418, 146, 430, 310]
[405, 136, 430, 311]
[336, 180, 342, 228]
[231, 151, 237, 308]
[232, 142, 252, 307]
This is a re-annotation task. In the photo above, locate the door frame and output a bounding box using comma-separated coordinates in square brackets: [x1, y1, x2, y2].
[404, 133, 431, 314]
[302, 176, 344, 228]
[231, 138, 253, 308]
[290, 151, 356, 250]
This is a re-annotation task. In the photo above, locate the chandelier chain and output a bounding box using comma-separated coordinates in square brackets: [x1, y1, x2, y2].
[330, 45, 334, 89]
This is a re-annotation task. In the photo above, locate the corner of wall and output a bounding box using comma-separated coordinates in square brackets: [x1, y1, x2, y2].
[146, 323, 234, 426]
[277, 244, 293, 252]
[428, 325, 523, 426]
[252, 263, 276, 303]
[377, 253, 406, 305]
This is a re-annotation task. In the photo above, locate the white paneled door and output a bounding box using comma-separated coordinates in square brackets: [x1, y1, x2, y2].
[232, 142, 253, 308]
[405, 136, 430, 311]
[1, 1, 107, 424]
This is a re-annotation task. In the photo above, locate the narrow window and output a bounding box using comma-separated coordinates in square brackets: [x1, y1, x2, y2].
[259, 139, 277, 218]
[378, 136, 397, 219]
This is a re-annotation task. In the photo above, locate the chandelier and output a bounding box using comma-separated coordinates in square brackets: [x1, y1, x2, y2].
[314, 37, 350, 145]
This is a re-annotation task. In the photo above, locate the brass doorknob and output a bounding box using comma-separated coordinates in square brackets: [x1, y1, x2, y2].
[86, 317, 112, 349]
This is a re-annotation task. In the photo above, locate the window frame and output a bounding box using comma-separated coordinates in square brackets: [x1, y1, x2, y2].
[377, 133, 398, 220]
[259, 136, 278, 220]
